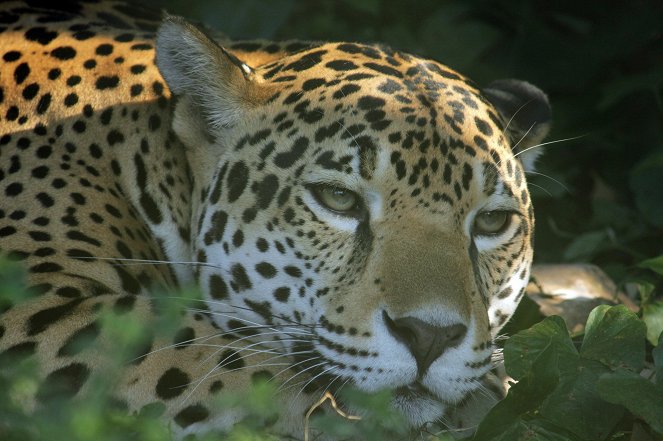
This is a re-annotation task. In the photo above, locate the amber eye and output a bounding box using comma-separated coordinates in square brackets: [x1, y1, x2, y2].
[474, 211, 511, 236]
[311, 185, 360, 214]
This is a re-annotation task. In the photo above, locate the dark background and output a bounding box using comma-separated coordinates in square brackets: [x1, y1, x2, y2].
[147, 0, 663, 286]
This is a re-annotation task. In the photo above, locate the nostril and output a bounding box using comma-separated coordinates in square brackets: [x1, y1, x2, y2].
[383, 311, 417, 345]
[383, 310, 410, 344]
[383, 311, 468, 375]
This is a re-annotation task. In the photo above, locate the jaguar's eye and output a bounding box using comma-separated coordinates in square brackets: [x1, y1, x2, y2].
[311, 184, 360, 214]
[473, 210, 511, 236]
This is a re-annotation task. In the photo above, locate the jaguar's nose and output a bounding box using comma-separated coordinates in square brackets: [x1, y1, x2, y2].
[383, 311, 467, 376]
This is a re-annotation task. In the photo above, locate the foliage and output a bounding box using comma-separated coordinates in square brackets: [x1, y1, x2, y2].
[0, 260, 409, 441]
[474, 307, 662, 441]
[2, 253, 662, 440]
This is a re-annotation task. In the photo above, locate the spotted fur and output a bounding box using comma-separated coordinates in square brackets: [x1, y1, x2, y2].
[0, 1, 551, 439]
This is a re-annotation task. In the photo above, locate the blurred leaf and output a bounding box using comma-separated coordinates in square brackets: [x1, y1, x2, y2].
[562, 230, 609, 261]
[597, 369, 663, 434]
[591, 199, 637, 232]
[0, 259, 31, 310]
[599, 67, 663, 110]
[339, 0, 380, 14]
[199, 0, 295, 39]
[635, 281, 656, 304]
[630, 153, 663, 228]
[137, 402, 166, 419]
[639, 255, 663, 276]
[643, 301, 663, 346]
[311, 389, 408, 441]
[548, 13, 591, 34]
[419, 3, 500, 71]
[654, 332, 663, 382]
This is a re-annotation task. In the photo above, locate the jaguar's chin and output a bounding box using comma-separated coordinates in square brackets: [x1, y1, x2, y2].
[391, 383, 447, 427]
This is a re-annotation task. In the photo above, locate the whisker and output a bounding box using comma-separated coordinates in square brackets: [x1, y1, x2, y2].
[71, 256, 222, 269]
[269, 354, 323, 382]
[181, 297, 323, 330]
[211, 362, 293, 380]
[185, 314, 314, 340]
[183, 340, 296, 404]
[295, 365, 339, 401]
[493, 333, 508, 342]
[525, 170, 570, 194]
[187, 306, 306, 333]
[185, 310, 315, 355]
[508, 122, 536, 155]
[180, 350, 284, 404]
[205, 335, 310, 367]
[258, 350, 318, 372]
[526, 181, 553, 197]
[319, 373, 344, 397]
[470, 380, 494, 403]
[131, 318, 312, 364]
[191, 309, 315, 337]
[195, 351, 319, 387]
[278, 360, 329, 393]
[128, 330, 236, 362]
[513, 134, 587, 161]
[334, 376, 353, 396]
[502, 99, 533, 134]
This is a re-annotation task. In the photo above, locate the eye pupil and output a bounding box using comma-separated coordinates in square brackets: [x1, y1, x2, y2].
[474, 210, 510, 235]
[312, 184, 359, 214]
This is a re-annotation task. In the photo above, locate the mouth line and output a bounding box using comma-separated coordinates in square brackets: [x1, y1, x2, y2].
[395, 381, 438, 400]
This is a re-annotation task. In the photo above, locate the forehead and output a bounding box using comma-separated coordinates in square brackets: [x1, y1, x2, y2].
[257, 42, 513, 169]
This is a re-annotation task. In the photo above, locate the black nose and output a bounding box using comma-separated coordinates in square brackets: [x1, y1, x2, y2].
[383, 311, 467, 376]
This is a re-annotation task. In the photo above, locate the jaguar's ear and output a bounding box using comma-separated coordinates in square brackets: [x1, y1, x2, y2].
[156, 15, 267, 135]
[482, 79, 551, 172]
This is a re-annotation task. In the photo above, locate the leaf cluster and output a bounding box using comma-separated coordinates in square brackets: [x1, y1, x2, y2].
[473, 306, 662, 441]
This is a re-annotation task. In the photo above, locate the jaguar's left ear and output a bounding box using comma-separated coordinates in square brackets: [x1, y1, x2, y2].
[482, 79, 551, 172]
[156, 15, 268, 135]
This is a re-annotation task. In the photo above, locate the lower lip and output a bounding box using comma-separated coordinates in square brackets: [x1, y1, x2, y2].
[395, 382, 430, 398]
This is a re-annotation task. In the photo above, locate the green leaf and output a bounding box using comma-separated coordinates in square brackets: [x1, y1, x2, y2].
[639, 255, 663, 275]
[580, 305, 646, 371]
[643, 301, 663, 346]
[597, 370, 663, 434]
[504, 316, 576, 381]
[473, 342, 560, 441]
[539, 358, 624, 440]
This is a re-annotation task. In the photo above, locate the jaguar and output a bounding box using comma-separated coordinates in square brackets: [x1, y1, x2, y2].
[0, 1, 551, 439]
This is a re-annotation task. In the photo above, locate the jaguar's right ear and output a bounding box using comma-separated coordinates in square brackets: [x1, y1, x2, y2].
[156, 16, 268, 137]
[482, 79, 552, 172]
